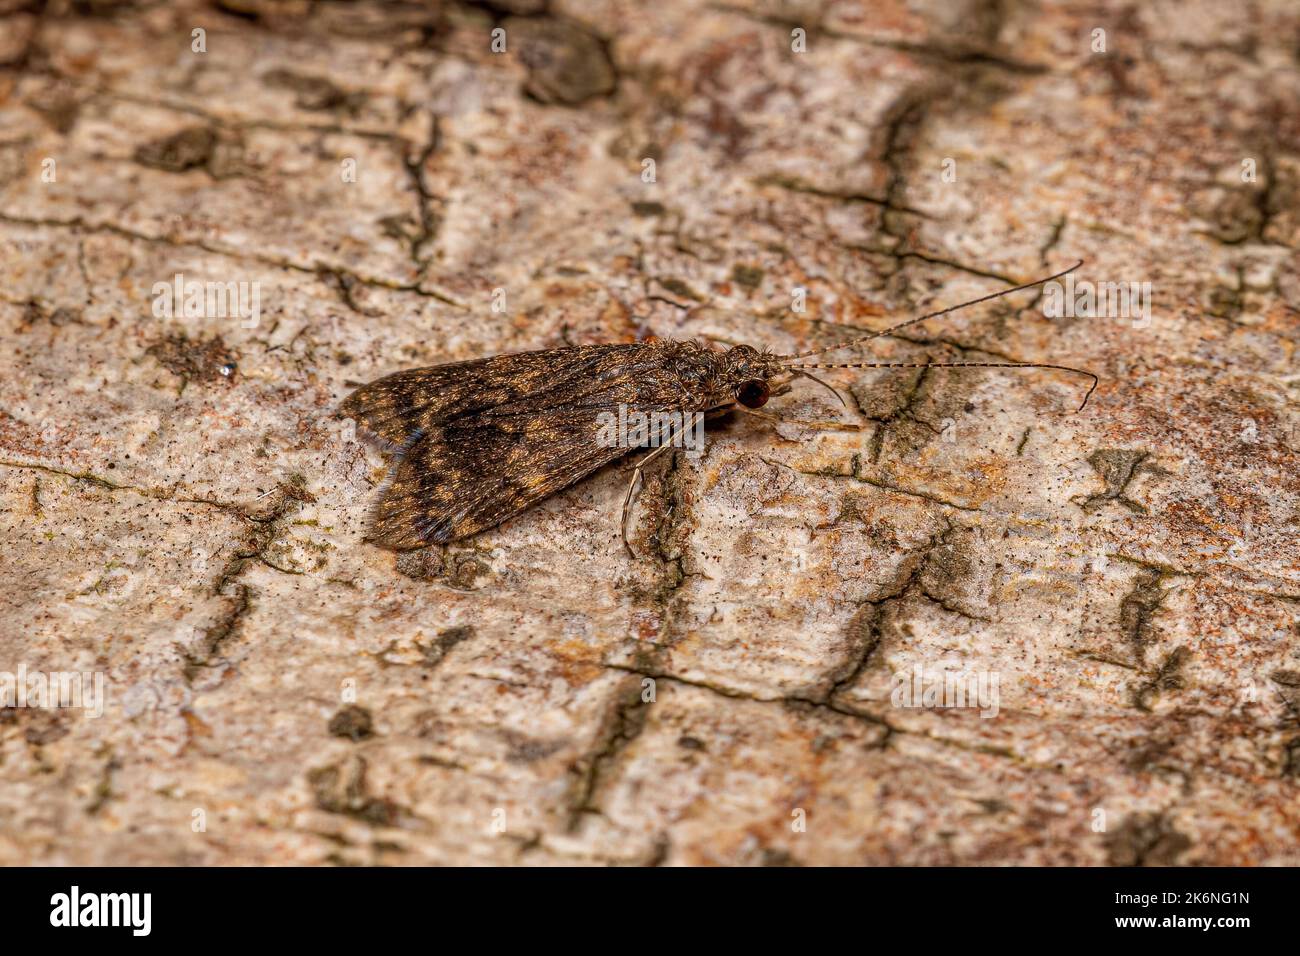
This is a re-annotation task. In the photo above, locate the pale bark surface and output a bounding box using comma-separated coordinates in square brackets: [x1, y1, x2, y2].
[1, 0, 1298, 865]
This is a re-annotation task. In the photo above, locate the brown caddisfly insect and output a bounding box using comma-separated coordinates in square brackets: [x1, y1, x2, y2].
[340, 260, 1096, 557]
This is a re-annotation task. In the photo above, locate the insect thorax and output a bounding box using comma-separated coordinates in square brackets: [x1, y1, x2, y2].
[662, 340, 779, 408]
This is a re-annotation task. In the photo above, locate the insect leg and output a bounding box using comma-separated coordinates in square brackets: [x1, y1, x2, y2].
[618, 406, 746, 557]
[621, 442, 676, 559]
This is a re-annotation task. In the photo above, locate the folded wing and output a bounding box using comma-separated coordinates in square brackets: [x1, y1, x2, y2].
[366, 406, 630, 549]
[340, 344, 660, 449]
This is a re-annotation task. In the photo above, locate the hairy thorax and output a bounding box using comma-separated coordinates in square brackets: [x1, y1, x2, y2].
[659, 340, 783, 409]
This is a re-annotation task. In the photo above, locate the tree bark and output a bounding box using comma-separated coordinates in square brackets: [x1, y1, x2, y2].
[1, 0, 1297, 865]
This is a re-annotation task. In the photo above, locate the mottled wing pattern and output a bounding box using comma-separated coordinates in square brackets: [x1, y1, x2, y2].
[340, 344, 660, 448]
[367, 407, 629, 549]
[345, 344, 698, 550]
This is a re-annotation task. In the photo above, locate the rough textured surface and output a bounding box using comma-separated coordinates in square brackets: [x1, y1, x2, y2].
[1, 0, 1298, 866]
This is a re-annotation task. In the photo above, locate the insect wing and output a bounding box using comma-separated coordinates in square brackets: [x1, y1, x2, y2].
[340, 344, 657, 448]
[366, 406, 631, 549]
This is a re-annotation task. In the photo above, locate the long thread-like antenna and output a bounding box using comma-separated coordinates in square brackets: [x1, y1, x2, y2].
[780, 259, 1083, 361]
[787, 360, 1099, 412]
[779, 259, 1097, 411]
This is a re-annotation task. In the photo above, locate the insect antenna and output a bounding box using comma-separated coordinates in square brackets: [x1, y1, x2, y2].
[780, 259, 1084, 361]
[778, 259, 1096, 411]
[788, 368, 847, 408]
[787, 359, 1099, 412]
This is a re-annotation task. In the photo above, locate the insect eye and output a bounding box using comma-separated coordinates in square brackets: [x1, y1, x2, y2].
[737, 379, 770, 408]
